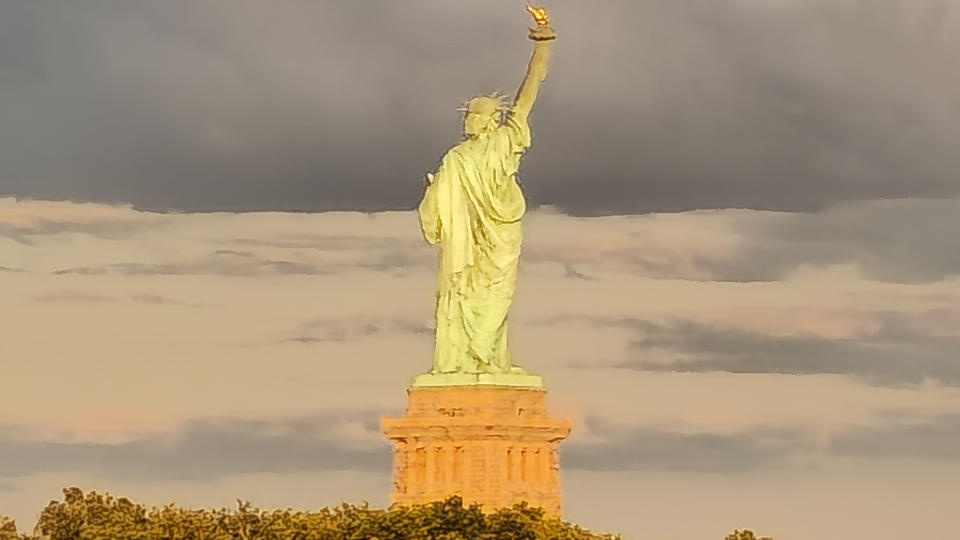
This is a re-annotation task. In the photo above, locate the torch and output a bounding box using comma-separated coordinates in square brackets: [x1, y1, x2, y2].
[525, 4, 556, 41]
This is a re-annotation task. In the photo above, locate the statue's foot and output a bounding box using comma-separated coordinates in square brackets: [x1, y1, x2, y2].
[509, 365, 527, 375]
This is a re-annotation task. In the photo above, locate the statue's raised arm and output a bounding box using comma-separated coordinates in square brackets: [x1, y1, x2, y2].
[512, 5, 557, 121]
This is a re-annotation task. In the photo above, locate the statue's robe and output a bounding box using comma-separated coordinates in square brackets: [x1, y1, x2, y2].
[418, 111, 532, 374]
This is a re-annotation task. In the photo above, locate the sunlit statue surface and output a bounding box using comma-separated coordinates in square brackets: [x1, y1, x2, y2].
[414, 6, 556, 387]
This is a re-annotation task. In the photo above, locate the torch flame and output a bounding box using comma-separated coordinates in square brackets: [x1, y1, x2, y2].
[526, 4, 549, 27]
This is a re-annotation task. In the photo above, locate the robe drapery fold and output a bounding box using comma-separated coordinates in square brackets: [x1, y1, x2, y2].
[418, 111, 532, 374]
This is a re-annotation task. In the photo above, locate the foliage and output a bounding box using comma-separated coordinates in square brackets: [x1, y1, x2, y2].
[725, 529, 774, 540]
[23, 487, 620, 540]
[4, 487, 779, 539]
[0, 516, 31, 540]
[0, 516, 15, 536]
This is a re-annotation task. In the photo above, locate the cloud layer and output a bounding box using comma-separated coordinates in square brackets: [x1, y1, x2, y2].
[2, 198, 959, 539]
[612, 312, 960, 387]
[0, 413, 389, 482]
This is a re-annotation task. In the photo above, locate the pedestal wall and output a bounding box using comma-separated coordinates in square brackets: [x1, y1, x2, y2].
[381, 385, 571, 514]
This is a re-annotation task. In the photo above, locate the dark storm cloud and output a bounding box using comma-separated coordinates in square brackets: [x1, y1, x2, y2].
[542, 312, 960, 387]
[51, 266, 110, 276]
[0, 218, 166, 245]
[230, 235, 404, 252]
[129, 293, 205, 308]
[622, 316, 960, 387]
[0, 412, 389, 481]
[1, 1, 958, 214]
[829, 413, 960, 461]
[52, 259, 330, 277]
[2, 412, 957, 480]
[703, 199, 960, 283]
[283, 315, 432, 345]
[561, 263, 594, 281]
[228, 235, 434, 271]
[522, 200, 960, 284]
[48, 241, 431, 277]
[563, 417, 810, 473]
[564, 413, 960, 472]
[34, 290, 115, 303]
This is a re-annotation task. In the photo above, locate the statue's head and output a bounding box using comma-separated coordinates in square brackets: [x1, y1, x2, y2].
[461, 94, 509, 139]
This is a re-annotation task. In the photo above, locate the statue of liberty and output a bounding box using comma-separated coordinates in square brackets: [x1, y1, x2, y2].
[415, 6, 556, 386]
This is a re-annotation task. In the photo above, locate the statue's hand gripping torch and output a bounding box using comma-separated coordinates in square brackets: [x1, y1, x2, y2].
[526, 4, 556, 41]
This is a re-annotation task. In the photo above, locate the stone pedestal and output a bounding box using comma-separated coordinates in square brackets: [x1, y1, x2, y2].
[381, 385, 571, 514]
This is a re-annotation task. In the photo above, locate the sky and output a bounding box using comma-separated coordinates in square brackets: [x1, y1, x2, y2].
[3, 0, 959, 214]
[1, 1, 960, 539]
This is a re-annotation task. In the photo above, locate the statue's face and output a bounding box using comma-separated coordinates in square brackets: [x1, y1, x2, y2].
[464, 111, 496, 138]
[463, 96, 501, 138]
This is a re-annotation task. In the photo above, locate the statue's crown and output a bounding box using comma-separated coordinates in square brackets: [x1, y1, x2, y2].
[457, 92, 511, 116]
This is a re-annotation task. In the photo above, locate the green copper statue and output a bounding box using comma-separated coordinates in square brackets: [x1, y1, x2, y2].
[414, 6, 556, 387]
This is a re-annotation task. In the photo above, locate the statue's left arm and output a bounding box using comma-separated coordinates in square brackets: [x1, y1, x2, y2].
[418, 172, 441, 245]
